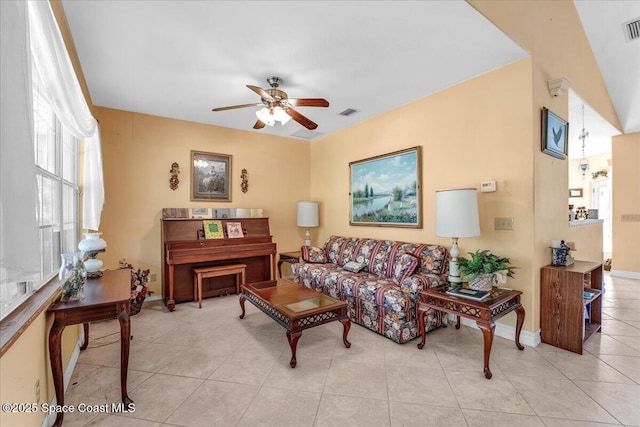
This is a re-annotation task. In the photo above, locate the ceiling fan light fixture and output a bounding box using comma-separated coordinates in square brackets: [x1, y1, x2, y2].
[273, 106, 291, 124]
[256, 107, 275, 126]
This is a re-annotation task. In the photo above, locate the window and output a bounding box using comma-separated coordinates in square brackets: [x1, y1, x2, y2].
[0, 81, 79, 320]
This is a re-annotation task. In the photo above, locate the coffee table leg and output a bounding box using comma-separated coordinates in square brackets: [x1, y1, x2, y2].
[238, 295, 246, 319]
[515, 305, 525, 350]
[339, 318, 351, 348]
[477, 321, 495, 379]
[286, 331, 302, 368]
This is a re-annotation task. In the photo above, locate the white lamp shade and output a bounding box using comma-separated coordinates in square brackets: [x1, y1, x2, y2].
[255, 107, 275, 126]
[297, 201, 319, 227]
[435, 188, 480, 238]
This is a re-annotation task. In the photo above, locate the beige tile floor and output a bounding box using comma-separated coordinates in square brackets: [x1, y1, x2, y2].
[62, 273, 640, 426]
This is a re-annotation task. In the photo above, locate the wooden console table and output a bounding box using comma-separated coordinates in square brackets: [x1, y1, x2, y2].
[47, 269, 133, 427]
[417, 285, 525, 379]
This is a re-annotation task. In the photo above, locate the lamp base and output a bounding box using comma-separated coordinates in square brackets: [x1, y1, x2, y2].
[448, 237, 462, 283]
[304, 228, 311, 247]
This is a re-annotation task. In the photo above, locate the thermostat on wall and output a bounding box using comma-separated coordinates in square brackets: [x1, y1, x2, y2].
[481, 181, 497, 192]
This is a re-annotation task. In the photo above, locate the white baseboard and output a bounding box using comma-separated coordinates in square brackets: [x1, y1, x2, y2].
[458, 317, 541, 348]
[610, 269, 640, 280]
[42, 332, 84, 427]
[145, 294, 162, 302]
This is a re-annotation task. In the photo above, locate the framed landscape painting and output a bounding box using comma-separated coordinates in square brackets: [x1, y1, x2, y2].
[542, 107, 568, 160]
[191, 151, 231, 202]
[349, 146, 422, 228]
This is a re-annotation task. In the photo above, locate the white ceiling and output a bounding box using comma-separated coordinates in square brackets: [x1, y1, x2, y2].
[60, 1, 639, 143]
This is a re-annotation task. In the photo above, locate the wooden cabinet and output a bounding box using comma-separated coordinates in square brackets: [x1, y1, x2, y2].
[540, 261, 603, 354]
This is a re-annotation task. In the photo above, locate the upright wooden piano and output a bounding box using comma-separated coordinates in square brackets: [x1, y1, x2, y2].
[161, 217, 277, 311]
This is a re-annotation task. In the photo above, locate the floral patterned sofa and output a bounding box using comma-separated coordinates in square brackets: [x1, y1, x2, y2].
[291, 235, 449, 343]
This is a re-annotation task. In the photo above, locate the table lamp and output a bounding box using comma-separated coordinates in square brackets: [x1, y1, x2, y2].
[297, 201, 319, 246]
[435, 188, 480, 283]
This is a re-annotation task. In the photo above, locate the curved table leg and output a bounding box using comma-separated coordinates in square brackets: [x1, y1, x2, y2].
[118, 302, 133, 405]
[339, 318, 351, 348]
[277, 259, 284, 279]
[286, 331, 302, 368]
[417, 307, 427, 349]
[49, 314, 66, 427]
[239, 295, 246, 319]
[477, 321, 496, 379]
[80, 323, 90, 351]
[515, 305, 525, 350]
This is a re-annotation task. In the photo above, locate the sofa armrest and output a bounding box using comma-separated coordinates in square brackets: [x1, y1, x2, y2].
[401, 273, 448, 298]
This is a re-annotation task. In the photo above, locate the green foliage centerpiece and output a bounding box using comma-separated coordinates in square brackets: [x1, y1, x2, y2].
[457, 250, 516, 291]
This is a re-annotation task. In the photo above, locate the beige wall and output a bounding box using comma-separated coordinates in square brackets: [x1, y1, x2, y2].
[612, 133, 640, 274]
[95, 108, 312, 296]
[312, 59, 536, 331]
[0, 314, 80, 427]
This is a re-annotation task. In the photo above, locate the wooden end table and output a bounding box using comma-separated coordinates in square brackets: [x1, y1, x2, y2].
[277, 251, 301, 278]
[47, 269, 133, 427]
[417, 285, 525, 379]
[239, 279, 350, 367]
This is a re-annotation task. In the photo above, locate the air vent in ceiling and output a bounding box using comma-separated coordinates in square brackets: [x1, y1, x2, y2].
[339, 108, 359, 117]
[623, 18, 640, 42]
[291, 129, 323, 140]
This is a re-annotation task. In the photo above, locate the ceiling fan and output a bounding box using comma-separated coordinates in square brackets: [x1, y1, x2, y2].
[211, 76, 329, 130]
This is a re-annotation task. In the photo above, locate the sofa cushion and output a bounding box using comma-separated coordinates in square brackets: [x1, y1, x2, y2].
[391, 253, 419, 283]
[343, 261, 366, 273]
[301, 245, 327, 263]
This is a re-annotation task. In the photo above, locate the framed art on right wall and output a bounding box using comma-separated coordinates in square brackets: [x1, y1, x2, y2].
[541, 107, 569, 159]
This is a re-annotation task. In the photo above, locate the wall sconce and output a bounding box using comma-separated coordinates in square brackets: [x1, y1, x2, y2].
[169, 162, 180, 190]
[241, 168, 249, 193]
[548, 77, 572, 97]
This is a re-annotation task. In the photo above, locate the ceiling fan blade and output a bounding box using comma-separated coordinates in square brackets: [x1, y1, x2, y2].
[211, 103, 257, 112]
[246, 85, 275, 102]
[288, 98, 329, 108]
[286, 108, 318, 130]
[253, 120, 265, 129]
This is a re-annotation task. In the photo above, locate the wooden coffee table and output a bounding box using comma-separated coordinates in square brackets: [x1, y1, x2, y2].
[239, 279, 351, 367]
[417, 285, 525, 379]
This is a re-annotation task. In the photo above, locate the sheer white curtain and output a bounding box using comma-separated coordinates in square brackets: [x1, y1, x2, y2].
[0, 0, 40, 281]
[27, 0, 104, 231]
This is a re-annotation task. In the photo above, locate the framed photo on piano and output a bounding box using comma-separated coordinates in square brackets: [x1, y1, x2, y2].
[226, 222, 243, 238]
[203, 220, 224, 239]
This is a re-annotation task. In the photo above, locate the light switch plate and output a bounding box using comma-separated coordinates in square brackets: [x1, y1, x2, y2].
[494, 217, 514, 230]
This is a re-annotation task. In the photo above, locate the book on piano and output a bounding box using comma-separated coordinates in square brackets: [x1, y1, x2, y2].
[445, 287, 491, 302]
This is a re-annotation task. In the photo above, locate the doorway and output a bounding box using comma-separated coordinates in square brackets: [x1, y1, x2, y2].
[592, 178, 612, 258]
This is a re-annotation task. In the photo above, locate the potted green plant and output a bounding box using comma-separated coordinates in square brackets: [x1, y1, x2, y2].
[457, 250, 516, 291]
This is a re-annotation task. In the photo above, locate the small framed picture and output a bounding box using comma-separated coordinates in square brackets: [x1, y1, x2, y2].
[569, 188, 583, 198]
[203, 220, 224, 239]
[541, 107, 568, 160]
[189, 208, 210, 219]
[226, 222, 243, 238]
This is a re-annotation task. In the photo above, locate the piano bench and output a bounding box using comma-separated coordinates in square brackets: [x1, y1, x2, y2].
[193, 264, 247, 309]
